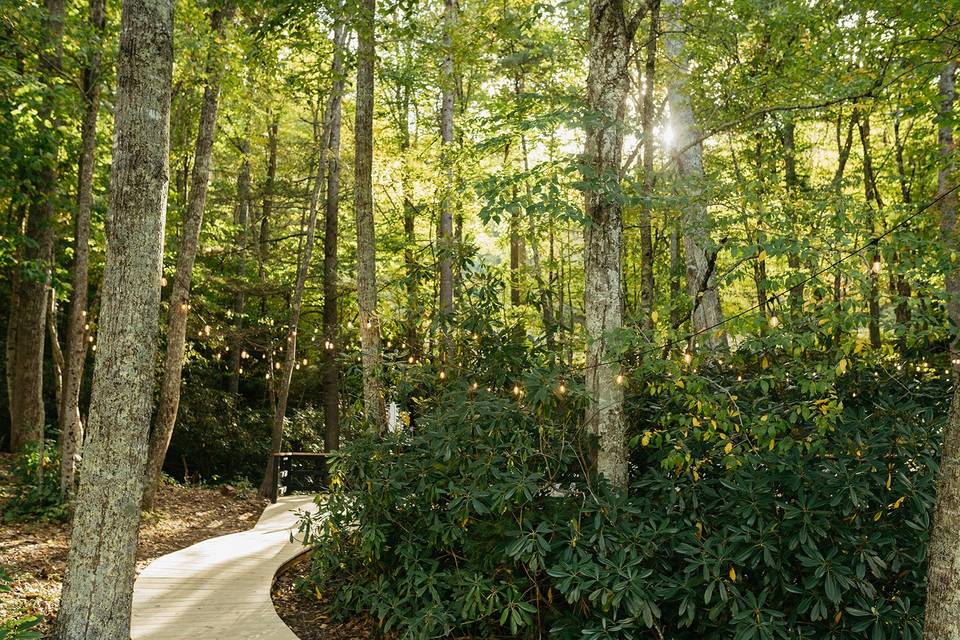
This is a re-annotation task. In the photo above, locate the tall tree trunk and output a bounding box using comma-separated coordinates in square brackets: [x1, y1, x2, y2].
[260, 21, 348, 497]
[507, 141, 524, 307]
[583, 0, 642, 490]
[8, 0, 64, 452]
[925, 58, 960, 640]
[354, 0, 386, 429]
[638, 0, 658, 333]
[664, 0, 726, 350]
[857, 112, 882, 349]
[54, 0, 173, 635]
[438, 0, 457, 359]
[59, 0, 106, 499]
[323, 64, 345, 452]
[228, 141, 251, 396]
[400, 29, 421, 357]
[143, 2, 233, 510]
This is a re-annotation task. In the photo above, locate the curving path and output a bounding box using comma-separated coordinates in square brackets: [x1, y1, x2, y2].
[130, 494, 316, 640]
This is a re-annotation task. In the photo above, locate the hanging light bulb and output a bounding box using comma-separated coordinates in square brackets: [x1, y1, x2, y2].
[266, 373, 271, 380]
[366, 320, 372, 329]
[302, 358, 308, 366]
[871, 254, 882, 274]
[616, 373, 625, 385]
[161, 276, 168, 287]
[386, 341, 392, 348]
[513, 384, 521, 396]
[558, 382, 566, 395]
[347, 321, 353, 329]
[408, 355, 415, 364]
[471, 381, 479, 390]
[439, 370, 446, 380]
[683, 351, 693, 365]
[91, 344, 97, 352]
[768, 314, 780, 328]
[180, 303, 188, 313]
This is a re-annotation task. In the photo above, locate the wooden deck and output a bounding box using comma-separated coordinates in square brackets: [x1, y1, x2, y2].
[131, 494, 316, 640]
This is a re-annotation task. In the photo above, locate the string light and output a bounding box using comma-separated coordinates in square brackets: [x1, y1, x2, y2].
[558, 382, 566, 395]
[512, 384, 521, 396]
[408, 356, 416, 364]
[871, 254, 882, 274]
[768, 313, 780, 328]
[439, 370, 446, 380]
[616, 373, 625, 385]
[471, 381, 478, 390]
[161, 276, 168, 287]
[683, 351, 693, 365]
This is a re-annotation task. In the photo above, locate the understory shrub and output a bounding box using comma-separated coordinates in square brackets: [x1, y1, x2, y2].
[1, 441, 69, 523]
[301, 349, 946, 640]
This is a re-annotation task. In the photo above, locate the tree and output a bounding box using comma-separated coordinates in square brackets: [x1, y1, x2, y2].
[663, 0, 726, 350]
[58, 0, 107, 500]
[143, 0, 235, 510]
[438, 0, 457, 359]
[261, 20, 348, 495]
[583, 0, 645, 489]
[7, 0, 64, 452]
[54, 0, 174, 635]
[354, 0, 386, 429]
[322, 20, 348, 453]
[925, 57, 960, 640]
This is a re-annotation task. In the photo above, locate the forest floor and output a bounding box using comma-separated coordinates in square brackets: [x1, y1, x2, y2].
[0, 452, 267, 635]
[272, 558, 378, 640]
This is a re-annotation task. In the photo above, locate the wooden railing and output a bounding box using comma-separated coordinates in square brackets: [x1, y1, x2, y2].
[270, 452, 329, 503]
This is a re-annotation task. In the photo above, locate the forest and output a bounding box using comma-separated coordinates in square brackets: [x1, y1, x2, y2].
[1, 0, 960, 638]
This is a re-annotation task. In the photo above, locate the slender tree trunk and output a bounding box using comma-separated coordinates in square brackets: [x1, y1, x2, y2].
[354, 0, 386, 429]
[323, 70, 345, 452]
[438, 0, 457, 359]
[638, 0, 659, 332]
[857, 113, 882, 349]
[8, 0, 64, 452]
[260, 22, 348, 496]
[143, 2, 233, 510]
[507, 141, 524, 307]
[664, 0, 726, 350]
[59, 0, 106, 498]
[583, 0, 642, 490]
[54, 0, 173, 635]
[228, 141, 251, 396]
[400, 35, 421, 357]
[47, 288, 64, 427]
[925, 58, 960, 640]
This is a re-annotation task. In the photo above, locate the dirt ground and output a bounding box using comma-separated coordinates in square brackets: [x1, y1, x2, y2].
[271, 558, 378, 640]
[0, 453, 266, 635]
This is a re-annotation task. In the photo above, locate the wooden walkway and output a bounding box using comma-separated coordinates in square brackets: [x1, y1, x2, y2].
[131, 494, 316, 640]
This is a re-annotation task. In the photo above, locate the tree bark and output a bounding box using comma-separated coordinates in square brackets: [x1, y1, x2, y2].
[354, 0, 386, 429]
[59, 0, 106, 499]
[925, 58, 960, 640]
[438, 0, 457, 360]
[258, 115, 279, 315]
[583, 0, 641, 490]
[8, 0, 64, 452]
[53, 0, 173, 635]
[663, 0, 726, 351]
[323, 26, 347, 453]
[143, 2, 234, 510]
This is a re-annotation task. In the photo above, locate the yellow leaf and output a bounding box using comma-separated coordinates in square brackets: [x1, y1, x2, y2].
[729, 566, 737, 582]
[761, 356, 769, 369]
[836, 358, 847, 375]
[693, 469, 700, 481]
[696, 521, 703, 538]
[724, 441, 733, 454]
[893, 496, 906, 509]
[692, 417, 701, 427]
[874, 511, 882, 521]
[641, 433, 650, 447]
[651, 310, 658, 323]
[768, 439, 776, 451]
[885, 473, 892, 491]
[834, 611, 843, 625]
[675, 379, 685, 389]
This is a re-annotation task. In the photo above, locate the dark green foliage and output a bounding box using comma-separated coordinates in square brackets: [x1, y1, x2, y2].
[165, 386, 271, 483]
[301, 346, 946, 639]
[1, 441, 68, 523]
[0, 569, 42, 639]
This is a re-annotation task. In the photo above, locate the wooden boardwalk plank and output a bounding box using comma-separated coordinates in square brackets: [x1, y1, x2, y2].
[131, 494, 316, 640]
